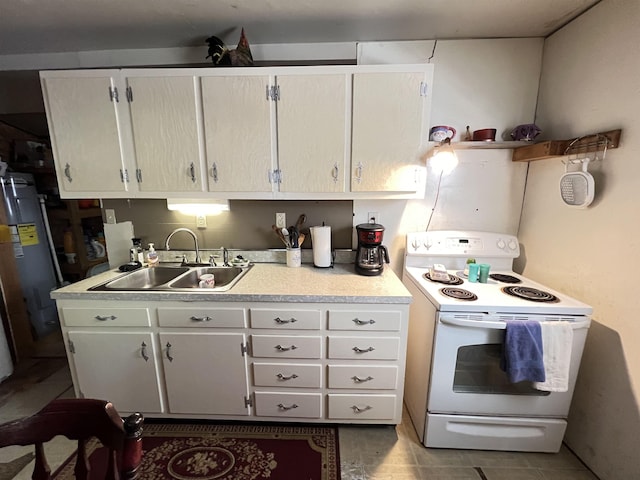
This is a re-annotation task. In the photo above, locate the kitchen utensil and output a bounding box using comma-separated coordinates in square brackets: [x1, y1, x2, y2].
[272, 224, 289, 247]
[430, 125, 456, 142]
[295, 214, 307, 231]
[560, 159, 595, 208]
[472, 128, 497, 141]
[310, 225, 332, 268]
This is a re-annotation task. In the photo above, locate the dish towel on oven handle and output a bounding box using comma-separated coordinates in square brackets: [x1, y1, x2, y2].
[501, 320, 546, 383]
[533, 321, 573, 392]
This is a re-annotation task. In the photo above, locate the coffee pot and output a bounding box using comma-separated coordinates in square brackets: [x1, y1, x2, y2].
[355, 223, 390, 276]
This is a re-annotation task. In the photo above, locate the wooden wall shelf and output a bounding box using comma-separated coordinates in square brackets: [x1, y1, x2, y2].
[512, 129, 622, 162]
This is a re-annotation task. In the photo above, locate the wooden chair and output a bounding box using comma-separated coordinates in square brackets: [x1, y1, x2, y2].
[0, 398, 144, 480]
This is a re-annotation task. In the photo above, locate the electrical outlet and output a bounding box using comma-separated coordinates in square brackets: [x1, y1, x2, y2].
[105, 209, 116, 224]
[368, 212, 379, 224]
[196, 215, 207, 228]
[276, 212, 286, 228]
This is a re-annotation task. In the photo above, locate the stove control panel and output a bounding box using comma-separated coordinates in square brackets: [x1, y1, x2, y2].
[406, 230, 520, 258]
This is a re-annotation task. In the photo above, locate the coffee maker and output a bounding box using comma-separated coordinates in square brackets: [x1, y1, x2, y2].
[355, 223, 390, 276]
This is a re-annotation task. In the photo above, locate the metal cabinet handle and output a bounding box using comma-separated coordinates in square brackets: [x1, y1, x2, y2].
[189, 162, 196, 183]
[95, 315, 117, 321]
[211, 163, 218, 182]
[277, 403, 298, 411]
[165, 342, 173, 362]
[355, 162, 363, 184]
[141, 342, 149, 362]
[332, 162, 339, 183]
[351, 405, 373, 413]
[276, 373, 299, 381]
[352, 375, 374, 383]
[274, 317, 297, 324]
[275, 344, 297, 351]
[64, 163, 73, 182]
[353, 318, 376, 326]
[190, 316, 212, 322]
[352, 346, 375, 353]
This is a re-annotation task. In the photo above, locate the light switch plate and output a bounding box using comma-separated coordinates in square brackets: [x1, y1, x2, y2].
[105, 209, 116, 224]
[276, 212, 286, 228]
[196, 215, 207, 228]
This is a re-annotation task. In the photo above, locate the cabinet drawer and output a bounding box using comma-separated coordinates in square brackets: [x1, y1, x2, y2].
[251, 335, 322, 359]
[62, 307, 150, 327]
[158, 307, 245, 328]
[254, 392, 322, 418]
[328, 310, 401, 331]
[250, 308, 321, 330]
[253, 362, 322, 388]
[328, 365, 398, 389]
[327, 336, 400, 360]
[328, 394, 396, 420]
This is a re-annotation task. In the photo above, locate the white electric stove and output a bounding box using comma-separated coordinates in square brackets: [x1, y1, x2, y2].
[402, 230, 592, 453]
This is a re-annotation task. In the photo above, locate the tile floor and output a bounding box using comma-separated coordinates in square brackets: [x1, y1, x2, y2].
[0, 335, 599, 480]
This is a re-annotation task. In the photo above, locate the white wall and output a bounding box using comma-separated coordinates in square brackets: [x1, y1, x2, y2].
[356, 38, 542, 274]
[520, 0, 640, 477]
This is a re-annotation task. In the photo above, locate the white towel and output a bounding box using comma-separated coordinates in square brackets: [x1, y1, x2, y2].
[533, 321, 574, 392]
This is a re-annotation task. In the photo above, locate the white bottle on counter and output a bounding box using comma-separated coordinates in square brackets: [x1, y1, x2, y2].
[146, 243, 159, 267]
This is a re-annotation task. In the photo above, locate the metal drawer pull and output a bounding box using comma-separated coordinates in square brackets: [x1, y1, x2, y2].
[64, 163, 73, 182]
[274, 317, 297, 324]
[277, 403, 299, 411]
[141, 342, 149, 362]
[165, 342, 174, 362]
[276, 373, 299, 381]
[189, 162, 196, 183]
[352, 375, 374, 383]
[190, 316, 212, 322]
[353, 318, 376, 325]
[275, 344, 297, 351]
[352, 346, 375, 353]
[95, 315, 117, 321]
[351, 405, 373, 413]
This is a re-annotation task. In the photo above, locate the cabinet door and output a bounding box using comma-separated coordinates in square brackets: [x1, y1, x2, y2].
[276, 74, 348, 193]
[160, 332, 249, 415]
[351, 71, 429, 193]
[41, 73, 130, 195]
[201, 75, 273, 193]
[68, 331, 163, 413]
[126, 76, 203, 192]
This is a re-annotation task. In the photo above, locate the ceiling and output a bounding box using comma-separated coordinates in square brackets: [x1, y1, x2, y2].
[1, 0, 599, 56]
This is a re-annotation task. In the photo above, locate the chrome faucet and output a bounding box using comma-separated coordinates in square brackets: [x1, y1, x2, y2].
[165, 228, 201, 264]
[221, 246, 230, 267]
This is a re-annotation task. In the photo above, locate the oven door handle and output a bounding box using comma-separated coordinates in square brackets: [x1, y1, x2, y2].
[440, 317, 591, 330]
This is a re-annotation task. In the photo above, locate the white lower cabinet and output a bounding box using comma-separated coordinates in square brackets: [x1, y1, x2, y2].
[58, 300, 408, 424]
[160, 332, 249, 415]
[67, 331, 163, 413]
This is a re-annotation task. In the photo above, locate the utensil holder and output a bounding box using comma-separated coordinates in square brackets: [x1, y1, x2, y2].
[286, 248, 301, 268]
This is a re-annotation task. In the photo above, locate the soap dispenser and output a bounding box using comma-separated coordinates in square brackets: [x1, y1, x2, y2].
[146, 243, 159, 267]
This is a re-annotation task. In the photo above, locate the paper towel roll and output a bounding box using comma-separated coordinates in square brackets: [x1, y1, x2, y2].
[310, 226, 332, 267]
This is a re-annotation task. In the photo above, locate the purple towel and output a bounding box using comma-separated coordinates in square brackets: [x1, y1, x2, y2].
[501, 320, 546, 383]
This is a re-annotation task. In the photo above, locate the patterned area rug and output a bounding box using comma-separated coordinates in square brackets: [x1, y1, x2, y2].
[53, 422, 340, 480]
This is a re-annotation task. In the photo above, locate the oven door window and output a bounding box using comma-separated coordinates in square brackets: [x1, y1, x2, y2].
[453, 344, 550, 396]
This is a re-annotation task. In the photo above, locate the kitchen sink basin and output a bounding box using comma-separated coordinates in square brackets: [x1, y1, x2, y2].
[89, 265, 250, 292]
[168, 267, 245, 291]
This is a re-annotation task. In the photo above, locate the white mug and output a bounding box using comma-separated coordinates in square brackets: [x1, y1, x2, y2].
[198, 273, 215, 288]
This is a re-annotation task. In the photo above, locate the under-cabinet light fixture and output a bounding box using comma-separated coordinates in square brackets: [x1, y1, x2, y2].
[166, 199, 229, 216]
[428, 138, 459, 174]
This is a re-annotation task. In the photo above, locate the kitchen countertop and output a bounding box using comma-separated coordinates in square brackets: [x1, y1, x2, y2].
[51, 263, 412, 304]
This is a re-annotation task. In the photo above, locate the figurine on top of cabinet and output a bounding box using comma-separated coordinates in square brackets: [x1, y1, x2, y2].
[205, 28, 254, 67]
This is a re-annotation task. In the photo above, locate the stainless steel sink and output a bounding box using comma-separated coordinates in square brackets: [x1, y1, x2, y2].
[89, 265, 250, 292]
[168, 267, 246, 291]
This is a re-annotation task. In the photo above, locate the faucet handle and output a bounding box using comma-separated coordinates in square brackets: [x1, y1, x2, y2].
[208, 255, 217, 267]
[176, 254, 188, 265]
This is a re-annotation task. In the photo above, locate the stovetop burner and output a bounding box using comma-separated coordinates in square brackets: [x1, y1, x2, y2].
[440, 287, 478, 301]
[502, 286, 558, 303]
[424, 272, 463, 285]
[489, 273, 522, 284]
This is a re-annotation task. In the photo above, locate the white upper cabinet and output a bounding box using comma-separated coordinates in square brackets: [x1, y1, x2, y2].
[351, 69, 432, 193]
[41, 71, 131, 197]
[125, 74, 204, 193]
[201, 75, 273, 193]
[41, 64, 432, 200]
[275, 74, 348, 194]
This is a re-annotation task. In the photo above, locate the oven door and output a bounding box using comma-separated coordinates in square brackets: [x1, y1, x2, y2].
[428, 312, 590, 417]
